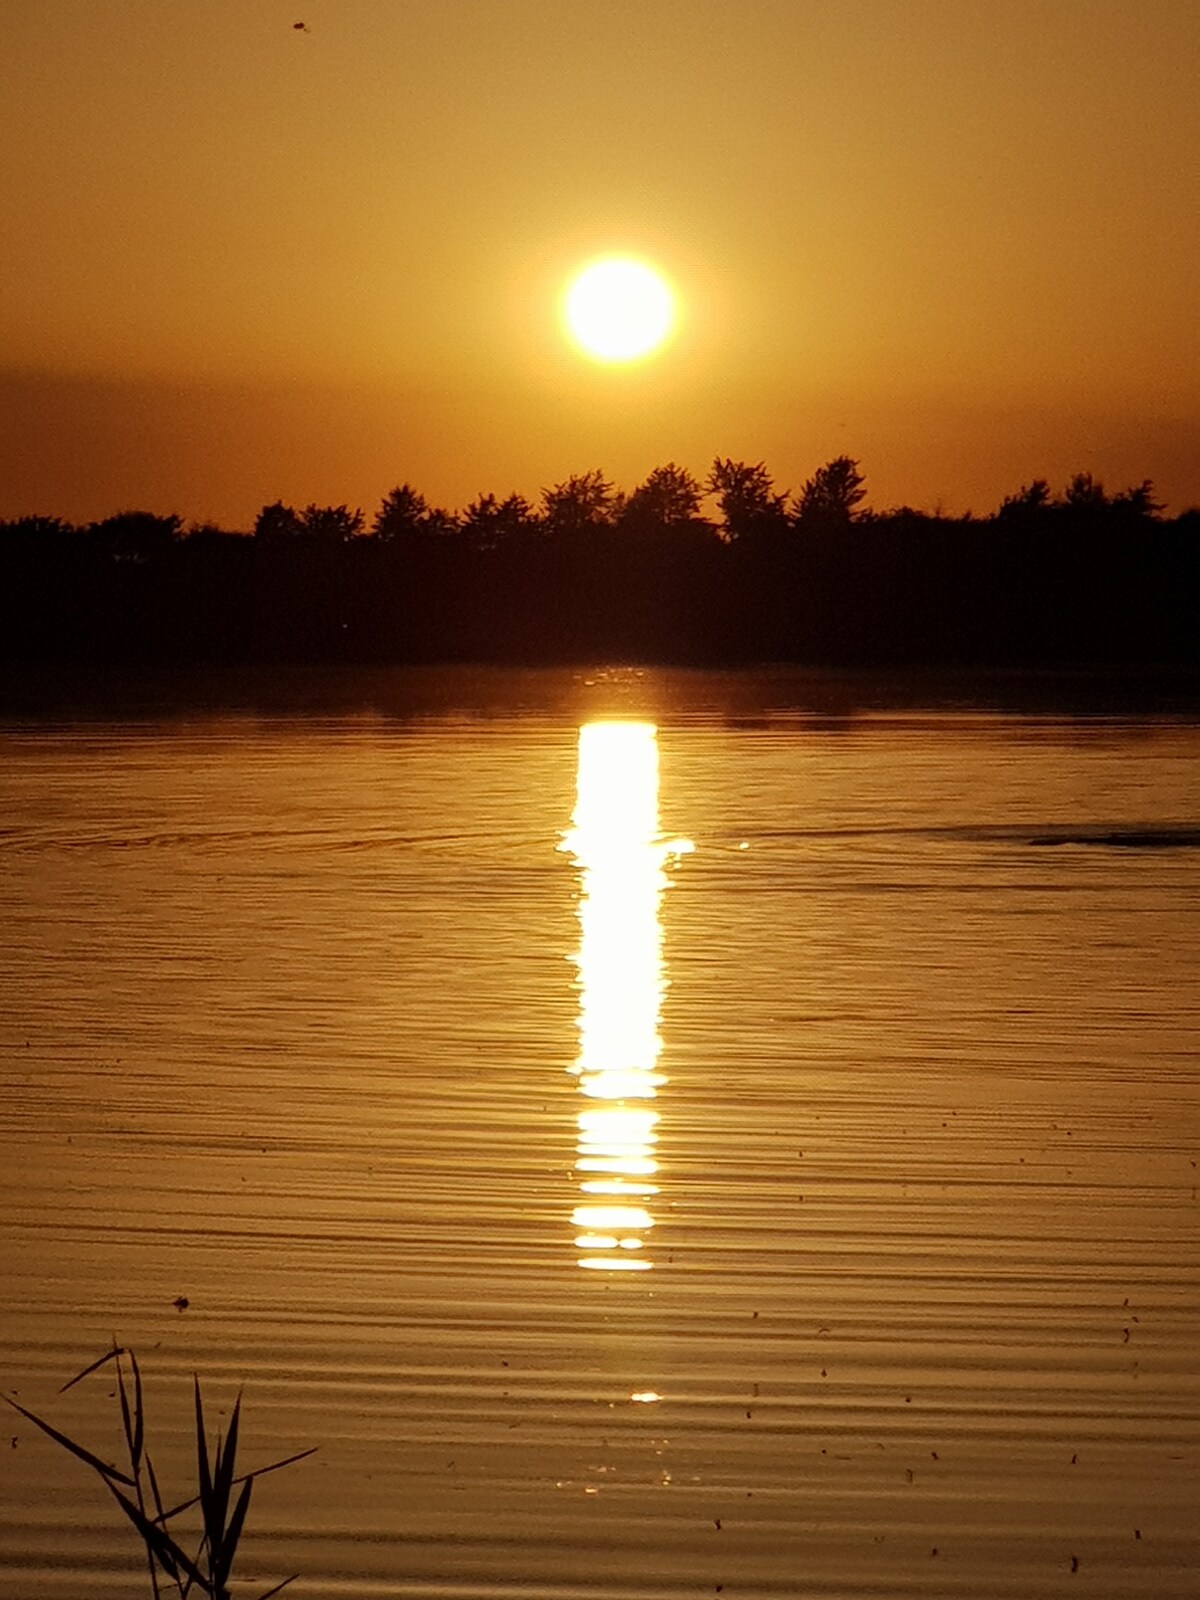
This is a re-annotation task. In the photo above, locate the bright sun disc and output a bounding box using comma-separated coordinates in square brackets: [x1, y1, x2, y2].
[563, 256, 676, 363]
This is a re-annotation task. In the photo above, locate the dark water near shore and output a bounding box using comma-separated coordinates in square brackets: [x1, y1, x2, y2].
[1, 668, 1197, 1599]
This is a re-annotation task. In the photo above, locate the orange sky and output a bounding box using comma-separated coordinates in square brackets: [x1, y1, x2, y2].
[3, 0, 1198, 525]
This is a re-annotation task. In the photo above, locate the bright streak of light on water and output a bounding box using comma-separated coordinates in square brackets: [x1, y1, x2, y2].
[561, 721, 692, 1270]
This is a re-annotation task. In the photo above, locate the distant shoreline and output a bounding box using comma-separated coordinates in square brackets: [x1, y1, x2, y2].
[4, 465, 1198, 683]
[4, 661, 1200, 723]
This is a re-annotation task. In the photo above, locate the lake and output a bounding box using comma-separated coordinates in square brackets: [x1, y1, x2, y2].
[1, 667, 1197, 1600]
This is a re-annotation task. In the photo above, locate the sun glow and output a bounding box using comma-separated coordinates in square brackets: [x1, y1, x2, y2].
[562, 256, 677, 364]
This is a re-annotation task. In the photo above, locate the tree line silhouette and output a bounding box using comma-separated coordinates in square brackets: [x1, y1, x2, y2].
[2, 458, 1196, 667]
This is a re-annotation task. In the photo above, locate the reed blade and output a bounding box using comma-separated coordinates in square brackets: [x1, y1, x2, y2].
[212, 1477, 253, 1592]
[57, 1343, 125, 1395]
[193, 1377, 214, 1515]
[105, 1480, 211, 1593]
[242, 1446, 318, 1482]
[1, 1393, 136, 1486]
[211, 1391, 243, 1549]
[254, 1576, 298, 1600]
[130, 1350, 145, 1470]
[116, 1357, 135, 1464]
[157, 1447, 317, 1523]
[145, 1451, 167, 1523]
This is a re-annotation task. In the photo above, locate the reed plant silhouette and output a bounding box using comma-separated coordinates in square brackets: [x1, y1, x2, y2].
[3, 1341, 314, 1600]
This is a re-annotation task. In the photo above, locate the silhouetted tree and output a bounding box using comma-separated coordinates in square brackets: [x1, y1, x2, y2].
[1111, 480, 1163, 519]
[622, 463, 703, 529]
[1064, 471, 1107, 509]
[794, 456, 866, 530]
[0, 515, 76, 544]
[372, 484, 425, 540]
[254, 500, 303, 541]
[542, 471, 616, 536]
[372, 484, 457, 541]
[460, 492, 538, 551]
[706, 459, 788, 542]
[87, 510, 182, 560]
[299, 503, 364, 542]
[998, 479, 1053, 519]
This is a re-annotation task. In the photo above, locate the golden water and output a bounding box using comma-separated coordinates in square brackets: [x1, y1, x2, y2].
[1, 670, 1197, 1598]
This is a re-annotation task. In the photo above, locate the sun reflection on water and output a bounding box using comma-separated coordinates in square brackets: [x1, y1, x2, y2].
[561, 722, 692, 1271]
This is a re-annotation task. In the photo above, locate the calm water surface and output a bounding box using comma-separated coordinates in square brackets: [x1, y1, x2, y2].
[1, 669, 1197, 1599]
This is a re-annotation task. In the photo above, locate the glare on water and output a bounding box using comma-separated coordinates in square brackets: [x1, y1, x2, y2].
[562, 722, 692, 1271]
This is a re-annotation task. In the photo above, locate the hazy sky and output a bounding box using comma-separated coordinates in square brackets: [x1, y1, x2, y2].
[3, 0, 1198, 524]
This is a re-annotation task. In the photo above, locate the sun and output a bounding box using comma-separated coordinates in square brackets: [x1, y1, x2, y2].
[562, 256, 677, 364]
